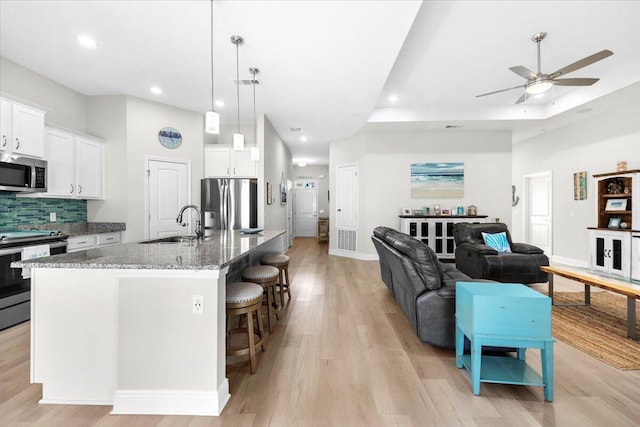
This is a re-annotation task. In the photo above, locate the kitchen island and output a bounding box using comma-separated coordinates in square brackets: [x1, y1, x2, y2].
[12, 229, 286, 416]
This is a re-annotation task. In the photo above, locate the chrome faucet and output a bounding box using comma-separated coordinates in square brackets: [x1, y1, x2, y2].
[176, 205, 203, 241]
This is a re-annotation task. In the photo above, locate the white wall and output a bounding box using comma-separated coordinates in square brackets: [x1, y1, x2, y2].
[124, 96, 204, 241]
[512, 95, 640, 265]
[0, 57, 87, 132]
[86, 96, 128, 225]
[330, 129, 512, 256]
[263, 115, 292, 232]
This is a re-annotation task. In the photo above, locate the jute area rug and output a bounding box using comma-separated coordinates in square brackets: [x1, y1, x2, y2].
[549, 291, 640, 370]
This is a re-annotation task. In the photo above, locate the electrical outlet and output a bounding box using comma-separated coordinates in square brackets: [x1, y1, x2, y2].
[192, 295, 204, 314]
[49, 212, 56, 222]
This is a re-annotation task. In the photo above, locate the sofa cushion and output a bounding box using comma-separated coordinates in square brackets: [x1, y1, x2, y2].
[482, 231, 512, 253]
[381, 229, 443, 290]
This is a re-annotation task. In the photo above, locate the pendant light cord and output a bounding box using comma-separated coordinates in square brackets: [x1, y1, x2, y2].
[210, 0, 214, 111]
[252, 69, 257, 145]
[236, 39, 240, 134]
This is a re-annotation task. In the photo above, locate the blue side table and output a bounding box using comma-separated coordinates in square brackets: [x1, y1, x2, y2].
[455, 282, 555, 401]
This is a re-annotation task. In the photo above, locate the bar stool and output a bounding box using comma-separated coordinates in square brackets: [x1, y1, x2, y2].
[242, 265, 280, 333]
[226, 281, 266, 374]
[260, 252, 291, 307]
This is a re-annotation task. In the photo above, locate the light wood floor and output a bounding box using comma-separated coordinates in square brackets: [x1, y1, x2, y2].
[2, 237, 640, 426]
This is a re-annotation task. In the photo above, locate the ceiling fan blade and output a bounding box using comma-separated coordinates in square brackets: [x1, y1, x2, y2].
[548, 49, 613, 79]
[509, 65, 537, 80]
[553, 77, 600, 86]
[515, 92, 529, 104]
[476, 84, 525, 98]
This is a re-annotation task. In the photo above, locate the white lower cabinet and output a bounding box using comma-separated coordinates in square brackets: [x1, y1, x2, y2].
[44, 127, 104, 199]
[399, 216, 487, 259]
[589, 229, 631, 278]
[67, 232, 121, 253]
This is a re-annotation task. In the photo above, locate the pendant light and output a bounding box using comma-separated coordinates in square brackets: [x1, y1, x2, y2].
[231, 35, 244, 150]
[205, 0, 219, 134]
[249, 67, 260, 161]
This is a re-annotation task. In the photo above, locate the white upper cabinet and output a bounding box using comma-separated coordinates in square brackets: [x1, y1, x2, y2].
[204, 145, 256, 178]
[0, 97, 45, 157]
[75, 136, 103, 198]
[44, 127, 104, 199]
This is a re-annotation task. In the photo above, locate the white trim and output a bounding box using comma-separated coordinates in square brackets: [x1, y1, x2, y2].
[39, 398, 113, 406]
[329, 249, 378, 261]
[111, 382, 230, 416]
[144, 156, 192, 240]
[551, 255, 588, 268]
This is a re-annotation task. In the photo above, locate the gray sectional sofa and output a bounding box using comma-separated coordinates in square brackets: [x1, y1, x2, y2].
[372, 226, 483, 349]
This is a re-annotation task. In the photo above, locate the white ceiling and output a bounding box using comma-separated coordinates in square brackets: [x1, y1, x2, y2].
[1, 1, 639, 166]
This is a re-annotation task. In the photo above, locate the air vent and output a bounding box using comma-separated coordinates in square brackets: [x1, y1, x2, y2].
[233, 79, 260, 85]
[337, 229, 357, 251]
[290, 127, 303, 132]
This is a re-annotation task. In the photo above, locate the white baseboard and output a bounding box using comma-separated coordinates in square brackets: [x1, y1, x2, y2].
[551, 255, 588, 268]
[39, 398, 113, 405]
[112, 380, 230, 416]
[328, 249, 378, 261]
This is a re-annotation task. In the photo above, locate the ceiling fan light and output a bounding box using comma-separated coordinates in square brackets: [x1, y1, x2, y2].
[526, 80, 553, 95]
[233, 133, 245, 151]
[205, 111, 220, 134]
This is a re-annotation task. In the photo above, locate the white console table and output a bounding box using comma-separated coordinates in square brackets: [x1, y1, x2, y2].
[399, 215, 488, 260]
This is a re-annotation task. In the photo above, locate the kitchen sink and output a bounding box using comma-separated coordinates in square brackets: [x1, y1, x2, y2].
[139, 235, 197, 244]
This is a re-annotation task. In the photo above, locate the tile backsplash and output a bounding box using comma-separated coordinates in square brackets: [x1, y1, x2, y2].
[0, 192, 87, 228]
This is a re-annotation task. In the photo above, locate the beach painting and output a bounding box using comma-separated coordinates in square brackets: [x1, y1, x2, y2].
[411, 162, 464, 198]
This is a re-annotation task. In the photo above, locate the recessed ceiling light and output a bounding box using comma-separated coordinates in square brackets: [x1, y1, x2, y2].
[150, 86, 163, 95]
[300, 136, 308, 142]
[215, 100, 225, 108]
[389, 94, 399, 103]
[76, 35, 97, 49]
[297, 161, 308, 167]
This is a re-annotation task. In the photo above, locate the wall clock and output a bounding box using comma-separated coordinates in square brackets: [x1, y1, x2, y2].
[158, 127, 182, 149]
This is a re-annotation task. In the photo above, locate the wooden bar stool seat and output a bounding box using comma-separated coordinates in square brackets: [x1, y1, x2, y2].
[260, 252, 291, 306]
[226, 281, 266, 374]
[242, 265, 280, 333]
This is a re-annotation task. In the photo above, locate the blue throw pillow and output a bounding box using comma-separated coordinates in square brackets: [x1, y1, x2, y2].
[481, 231, 512, 253]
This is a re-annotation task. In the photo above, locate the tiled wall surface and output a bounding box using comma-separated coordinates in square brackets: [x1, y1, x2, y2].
[0, 192, 87, 228]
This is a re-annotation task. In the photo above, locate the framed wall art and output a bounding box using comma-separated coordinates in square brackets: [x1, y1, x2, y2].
[573, 171, 587, 200]
[411, 162, 464, 198]
[266, 183, 272, 205]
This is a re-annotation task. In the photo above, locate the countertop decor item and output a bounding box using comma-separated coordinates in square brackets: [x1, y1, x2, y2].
[158, 127, 182, 149]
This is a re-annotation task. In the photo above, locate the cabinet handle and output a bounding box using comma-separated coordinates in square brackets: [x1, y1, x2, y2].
[70, 184, 74, 194]
[15, 137, 20, 149]
[1, 135, 6, 148]
[78, 185, 82, 194]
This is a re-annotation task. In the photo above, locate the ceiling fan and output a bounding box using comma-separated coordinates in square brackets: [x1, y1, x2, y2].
[476, 32, 613, 104]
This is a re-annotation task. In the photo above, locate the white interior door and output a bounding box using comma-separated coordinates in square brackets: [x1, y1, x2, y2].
[524, 172, 552, 255]
[147, 159, 190, 239]
[335, 163, 359, 252]
[294, 188, 317, 237]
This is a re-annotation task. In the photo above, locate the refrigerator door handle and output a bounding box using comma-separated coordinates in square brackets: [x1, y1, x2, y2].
[222, 181, 228, 230]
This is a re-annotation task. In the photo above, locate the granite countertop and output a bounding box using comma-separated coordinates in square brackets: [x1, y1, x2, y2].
[12, 229, 285, 271]
[17, 222, 126, 236]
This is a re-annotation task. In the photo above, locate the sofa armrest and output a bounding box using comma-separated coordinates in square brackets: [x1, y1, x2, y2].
[457, 243, 498, 256]
[511, 242, 544, 254]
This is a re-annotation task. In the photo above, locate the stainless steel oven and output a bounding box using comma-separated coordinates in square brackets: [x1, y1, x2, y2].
[0, 231, 67, 330]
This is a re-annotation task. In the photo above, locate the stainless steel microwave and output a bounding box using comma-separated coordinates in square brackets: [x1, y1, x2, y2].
[0, 155, 47, 192]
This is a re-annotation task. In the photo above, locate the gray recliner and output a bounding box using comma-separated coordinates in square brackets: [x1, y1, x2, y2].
[453, 222, 549, 284]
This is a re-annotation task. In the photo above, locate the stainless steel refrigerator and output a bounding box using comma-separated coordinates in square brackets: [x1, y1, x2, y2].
[201, 178, 258, 232]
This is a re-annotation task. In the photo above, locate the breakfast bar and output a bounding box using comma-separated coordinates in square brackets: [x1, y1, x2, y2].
[12, 229, 286, 416]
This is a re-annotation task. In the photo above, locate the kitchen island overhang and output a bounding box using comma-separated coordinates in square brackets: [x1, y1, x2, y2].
[12, 229, 286, 416]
